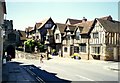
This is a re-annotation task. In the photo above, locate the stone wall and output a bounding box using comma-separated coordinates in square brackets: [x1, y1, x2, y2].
[16, 51, 47, 60]
[105, 46, 120, 61]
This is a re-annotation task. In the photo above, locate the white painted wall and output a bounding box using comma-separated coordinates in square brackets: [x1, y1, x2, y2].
[90, 20, 105, 45]
[54, 27, 61, 43]
[62, 46, 70, 57]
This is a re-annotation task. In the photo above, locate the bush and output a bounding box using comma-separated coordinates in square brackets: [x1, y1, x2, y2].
[24, 39, 35, 53]
[24, 39, 46, 53]
[36, 42, 45, 52]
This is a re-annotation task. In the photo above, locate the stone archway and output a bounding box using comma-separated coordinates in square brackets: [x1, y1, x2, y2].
[6, 45, 15, 58]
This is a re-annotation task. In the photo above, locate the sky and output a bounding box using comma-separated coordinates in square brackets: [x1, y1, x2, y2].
[5, 0, 119, 31]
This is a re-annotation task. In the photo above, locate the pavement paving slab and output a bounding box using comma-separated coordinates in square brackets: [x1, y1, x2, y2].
[2, 61, 37, 83]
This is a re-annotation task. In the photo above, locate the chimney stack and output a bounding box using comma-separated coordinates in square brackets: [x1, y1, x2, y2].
[82, 17, 87, 22]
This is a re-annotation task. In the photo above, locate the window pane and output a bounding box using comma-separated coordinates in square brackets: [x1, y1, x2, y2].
[92, 47, 100, 54]
[74, 46, 79, 53]
[93, 32, 98, 38]
[76, 32, 80, 40]
[80, 45, 86, 52]
[56, 34, 59, 39]
[64, 47, 67, 52]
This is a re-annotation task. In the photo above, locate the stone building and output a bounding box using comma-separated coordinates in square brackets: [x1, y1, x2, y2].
[2, 20, 20, 58]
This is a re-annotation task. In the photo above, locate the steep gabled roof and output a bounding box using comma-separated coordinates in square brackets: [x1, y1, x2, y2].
[67, 25, 76, 31]
[18, 30, 26, 40]
[97, 19, 120, 33]
[66, 18, 82, 25]
[55, 23, 66, 34]
[99, 15, 113, 20]
[34, 22, 42, 29]
[74, 20, 94, 34]
[74, 26, 83, 34]
[37, 17, 53, 29]
[25, 26, 33, 32]
[81, 21, 94, 34]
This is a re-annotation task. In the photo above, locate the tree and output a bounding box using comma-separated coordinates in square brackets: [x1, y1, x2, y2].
[24, 39, 46, 53]
[24, 39, 35, 53]
[36, 42, 45, 52]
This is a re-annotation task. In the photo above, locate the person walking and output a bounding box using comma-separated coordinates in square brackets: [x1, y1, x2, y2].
[40, 54, 44, 63]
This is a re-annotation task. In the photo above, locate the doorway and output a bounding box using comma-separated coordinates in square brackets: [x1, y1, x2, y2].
[6, 45, 15, 58]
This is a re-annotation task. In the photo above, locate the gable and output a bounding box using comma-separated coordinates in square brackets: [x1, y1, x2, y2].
[66, 20, 71, 25]
[54, 27, 60, 34]
[91, 20, 106, 33]
[66, 26, 70, 31]
[76, 28, 80, 33]
[38, 17, 55, 30]
[44, 19, 54, 29]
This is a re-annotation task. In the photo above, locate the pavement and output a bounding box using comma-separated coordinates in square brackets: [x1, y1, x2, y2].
[2, 61, 37, 83]
[2, 56, 119, 82]
[50, 56, 120, 71]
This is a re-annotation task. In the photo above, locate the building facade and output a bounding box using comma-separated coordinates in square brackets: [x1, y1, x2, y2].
[0, 0, 6, 82]
[89, 17, 120, 61]
[0, 0, 6, 60]
[2, 20, 21, 58]
[53, 23, 66, 57]
[25, 16, 120, 61]
[25, 17, 55, 44]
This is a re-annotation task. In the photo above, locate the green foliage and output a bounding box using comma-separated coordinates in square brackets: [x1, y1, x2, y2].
[24, 39, 35, 52]
[24, 39, 46, 52]
[37, 42, 45, 52]
[25, 39, 35, 47]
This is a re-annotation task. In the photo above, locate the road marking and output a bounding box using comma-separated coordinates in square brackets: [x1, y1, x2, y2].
[104, 66, 119, 73]
[103, 66, 111, 71]
[76, 75, 96, 81]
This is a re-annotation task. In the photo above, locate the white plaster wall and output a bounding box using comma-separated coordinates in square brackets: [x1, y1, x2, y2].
[62, 46, 70, 57]
[54, 28, 61, 43]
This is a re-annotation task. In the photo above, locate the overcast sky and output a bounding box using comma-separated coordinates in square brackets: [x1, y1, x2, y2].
[5, 1, 119, 30]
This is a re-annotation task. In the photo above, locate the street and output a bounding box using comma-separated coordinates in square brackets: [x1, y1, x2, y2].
[12, 56, 119, 82]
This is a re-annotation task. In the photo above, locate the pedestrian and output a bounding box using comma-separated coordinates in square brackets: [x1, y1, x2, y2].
[40, 54, 44, 63]
[8, 55, 11, 61]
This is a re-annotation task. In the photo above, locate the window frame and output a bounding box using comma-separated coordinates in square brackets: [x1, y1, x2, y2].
[64, 47, 67, 52]
[79, 44, 86, 53]
[56, 34, 59, 39]
[76, 32, 80, 40]
[92, 47, 100, 54]
[93, 32, 99, 38]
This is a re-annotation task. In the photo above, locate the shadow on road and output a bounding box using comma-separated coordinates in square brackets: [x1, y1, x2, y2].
[2, 61, 24, 82]
[2, 61, 71, 83]
[22, 64, 71, 83]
